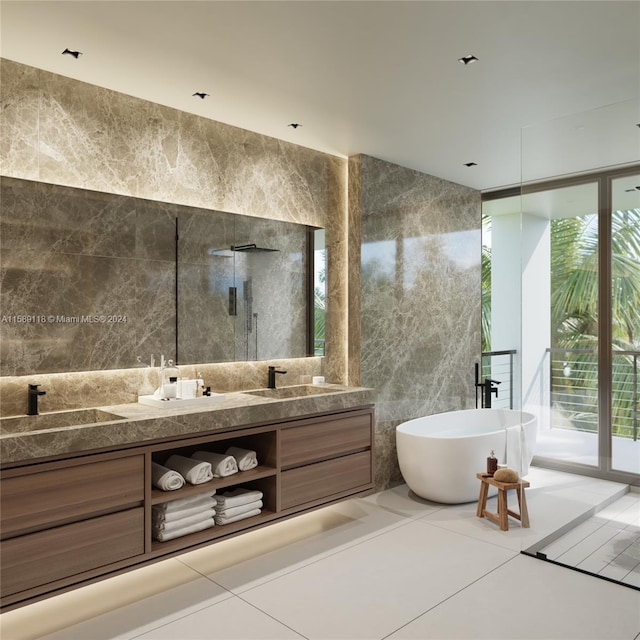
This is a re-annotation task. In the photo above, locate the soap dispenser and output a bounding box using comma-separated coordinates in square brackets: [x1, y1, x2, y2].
[161, 359, 181, 400]
[486, 450, 498, 476]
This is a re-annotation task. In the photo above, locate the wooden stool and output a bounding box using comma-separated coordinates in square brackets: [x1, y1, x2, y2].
[476, 472, 530, 531]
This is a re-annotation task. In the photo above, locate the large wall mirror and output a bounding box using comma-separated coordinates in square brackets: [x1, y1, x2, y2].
[0, 177, 326, 375]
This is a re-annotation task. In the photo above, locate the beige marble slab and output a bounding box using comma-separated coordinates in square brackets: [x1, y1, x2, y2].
[0, 385, 372, 465]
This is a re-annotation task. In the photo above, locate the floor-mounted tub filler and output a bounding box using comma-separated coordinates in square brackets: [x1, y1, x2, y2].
[396, 409, 537, 504]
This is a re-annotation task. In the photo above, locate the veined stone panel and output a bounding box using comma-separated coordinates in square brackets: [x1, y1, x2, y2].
[0, 59, 334, 229]
[354, 154, 481, 489]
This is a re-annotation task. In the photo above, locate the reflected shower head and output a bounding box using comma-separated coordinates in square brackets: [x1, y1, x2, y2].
[230, 243, 279, 253]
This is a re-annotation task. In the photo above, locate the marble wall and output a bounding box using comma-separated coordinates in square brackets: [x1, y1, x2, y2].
[0, 59, 347, 415]
[349, 155, 481, 489]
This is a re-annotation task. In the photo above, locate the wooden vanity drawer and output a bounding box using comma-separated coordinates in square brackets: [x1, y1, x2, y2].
[0, 507, 144, 597]
[280, 451, 372, 510]
[280, 411, 372, 468]
[0, 455, 144, 537]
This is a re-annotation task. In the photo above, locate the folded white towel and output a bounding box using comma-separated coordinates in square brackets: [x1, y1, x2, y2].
[151, 462, 185, 491]
[153, 510, 215, 534]
[153, 503, 216, 526]
[215, 487, 263, 509]
[165, 454, 213, 485]
[192, 451, 238, 477]
[225, 446, 258, 471]
[154, 517, 215, 542]
[154, 493, 216, 515]
[504, 426, 526, 476]
[215, 500, 263, 520]
[215, 508, 261, 526]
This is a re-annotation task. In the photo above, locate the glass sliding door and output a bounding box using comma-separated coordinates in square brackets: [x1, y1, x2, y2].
[609, 173, 640, 475]
[483, 168, 640, 482]
[522, 181, 601, 468]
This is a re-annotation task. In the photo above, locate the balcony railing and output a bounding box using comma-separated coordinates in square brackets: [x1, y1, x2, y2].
[547, 348, 639, 442]
[481, 348, 639, 442]
[480, 350, 516, 409]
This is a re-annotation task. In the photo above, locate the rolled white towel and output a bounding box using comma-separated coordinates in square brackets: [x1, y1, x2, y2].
[215, 500, 263, 520]
[153, 499, 217, 524]
[192, 451, 238, 477]
[165, 454, 213, 485]
[215, 487, 263, 509]
[154, 518, 215, 542]
[151, 462, 185, 491]
[153, 510, 215, 534]
[215, 508, 261, 526]
[154, 493, 216, 515]
[225, 446, 258, 471]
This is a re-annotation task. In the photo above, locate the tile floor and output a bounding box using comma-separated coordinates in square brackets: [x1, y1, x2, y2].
[536, 488, 640, 588]
[1, 467, 639, 640]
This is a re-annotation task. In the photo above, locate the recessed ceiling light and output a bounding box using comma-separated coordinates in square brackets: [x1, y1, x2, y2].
[61, 48, 82, 59]
[288, 123, 302, 129]
[192, 92, 209, 99]
[464, 162, 478, 167]
[458, 55, 478, 65]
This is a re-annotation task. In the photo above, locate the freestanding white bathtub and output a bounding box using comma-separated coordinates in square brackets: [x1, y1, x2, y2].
[396, 409, 537, 504]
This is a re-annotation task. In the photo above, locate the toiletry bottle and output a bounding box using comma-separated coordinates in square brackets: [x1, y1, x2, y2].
[487, 450, 498, 476]
[161, 359, 180, 400]
[196, 372, 205, 397]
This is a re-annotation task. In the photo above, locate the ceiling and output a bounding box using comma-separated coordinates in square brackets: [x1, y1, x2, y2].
[1, 1, 639, 192]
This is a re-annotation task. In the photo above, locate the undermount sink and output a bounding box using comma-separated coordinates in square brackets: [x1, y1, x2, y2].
[0, 408, 125, 435]
[244, 384, 344, 399]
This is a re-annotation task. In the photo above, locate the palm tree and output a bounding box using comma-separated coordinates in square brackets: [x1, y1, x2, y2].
[551, 208, 640, 437]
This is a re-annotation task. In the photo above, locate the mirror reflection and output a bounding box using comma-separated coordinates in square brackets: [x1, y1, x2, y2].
[0, 177, 323, 375]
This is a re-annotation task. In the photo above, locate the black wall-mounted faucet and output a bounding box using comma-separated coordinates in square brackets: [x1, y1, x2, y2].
[27, 383, 46, 415]
[267, 366, 287, 389]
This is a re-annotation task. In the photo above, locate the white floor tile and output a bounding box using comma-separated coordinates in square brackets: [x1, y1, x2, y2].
[577, 528, 640, 574]
[537, 519, 603, 560]
[386, 553, 640, 639]
[40, 578, 232, 640]
[625, 567, 640, 588]
[238, 520, 516, 640]
[133, 595, 304, 639]
[556, 523, 622, 566]
[179, 497, 410, 594]
[417, 490, 597, 553]
[593, 493, 640, 527]
[0, 559, 218, 640]
[360, 483, 446, 519]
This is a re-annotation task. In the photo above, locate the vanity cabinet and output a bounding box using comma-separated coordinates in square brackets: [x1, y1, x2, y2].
[0, 454, 145, 603]
[0, 405, 374, 609]
[280, 411, 373, 510]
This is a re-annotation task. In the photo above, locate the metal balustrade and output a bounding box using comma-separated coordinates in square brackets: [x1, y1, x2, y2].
[547, 348, 639, 441]
[480, 350, 516, 409]
[481, 348, 639, 442]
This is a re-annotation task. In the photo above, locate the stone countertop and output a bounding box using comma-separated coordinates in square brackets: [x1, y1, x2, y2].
[0, 385, 373, 465]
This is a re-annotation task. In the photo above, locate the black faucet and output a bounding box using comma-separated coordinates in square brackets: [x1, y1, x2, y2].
[483, 378, 501, 409]
[27, 383, 46, 415]
[267, 366, 287, 389]
[474, 364, 501, 409]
